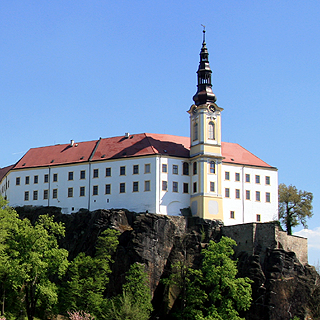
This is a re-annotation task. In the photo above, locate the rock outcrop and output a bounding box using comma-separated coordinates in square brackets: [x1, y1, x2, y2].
[15, 206, 320, 320]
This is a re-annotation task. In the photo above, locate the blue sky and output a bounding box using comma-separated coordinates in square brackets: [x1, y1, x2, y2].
[1, 1, 320, 265]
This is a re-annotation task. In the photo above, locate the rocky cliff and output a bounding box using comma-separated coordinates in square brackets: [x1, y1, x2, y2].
[16, 206, 320, 320]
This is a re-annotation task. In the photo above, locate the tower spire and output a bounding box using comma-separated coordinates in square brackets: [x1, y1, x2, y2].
[193, 28, 217, 105]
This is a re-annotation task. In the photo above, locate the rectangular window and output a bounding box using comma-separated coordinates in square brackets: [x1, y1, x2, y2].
[266, 176, 270, 185]
[225, 172, 230, 180]
[68, 172, 74, 181]
[16, 177, 20, 186]
[183, 162, 189, 175]
[105, 184, 111, 195]
[162, 181, 168, 191]
[93, 169, 99, 178]
[24, 191, 29, 201]
[230, 211, 235, 219]
[33, 190, 38, 200]
[106, 168, 111, 177]
[80, 170, 86, 179]
[145, 164, 150, 173]
[255, 175, 260, 184]
[120, 183, 126, 193]
[25, 176, 30, 185]
[266, 192, 271, 203]
[256, 214, 261, 222]
[209, 161, 215, 174]
[33, 175, 38, 184]
[162, 164, 167, 173]
[256, 191, 261, 201]
[133, 181, 139, 192]
[235, 173, 240, 181]
[193, 162, 197, 175]
[68, 187, 73, 198]
[193, 182, 197, 193]
[173, 181, 178, 192]
[235, 189, 240, 199]
[133, 165, 139, 175]
[120, 166, 126, 176]
[93, 185, 98, 195]
[52, 189, 58, 199]
[44, 174, 49, 183]
[144, 180, 150, 191]
[80, 186, 85, 197]
[183, 183, 189, 194]
[43, 190, 48, 200]
[53, 174, 58, 182]
[173, 165, 178, 174]
[225, 188, 230, 198]
[246, 190, 250, 200]
[245, 174, 250, 183]
[210, 182, 215, 192]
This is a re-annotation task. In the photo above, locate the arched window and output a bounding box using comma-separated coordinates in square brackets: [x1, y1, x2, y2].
[209, 161, 215, 174]
[193, 122, 198, 141]
[208, 121, 215, 140]
[193, 162, 197, 175]
[183, 162, 189, 175]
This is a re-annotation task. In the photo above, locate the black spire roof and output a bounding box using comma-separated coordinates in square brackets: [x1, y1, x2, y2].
[192, 29, 217, 105]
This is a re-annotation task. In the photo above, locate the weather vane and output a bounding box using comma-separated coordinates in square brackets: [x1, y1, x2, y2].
[201, 24, 206, 42]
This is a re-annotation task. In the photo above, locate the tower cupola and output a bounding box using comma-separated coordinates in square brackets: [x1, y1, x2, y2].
[193, 28, 217, 105]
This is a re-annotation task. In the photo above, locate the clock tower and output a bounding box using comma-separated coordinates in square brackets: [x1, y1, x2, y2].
[188, 29, 224, 220]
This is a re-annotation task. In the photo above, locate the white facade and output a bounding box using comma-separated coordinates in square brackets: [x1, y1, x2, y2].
[0, 152, 278, 225]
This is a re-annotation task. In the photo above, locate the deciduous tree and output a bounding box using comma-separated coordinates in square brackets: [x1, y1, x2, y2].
[165, 237, 252, 320]
[278, 183, 313, 235]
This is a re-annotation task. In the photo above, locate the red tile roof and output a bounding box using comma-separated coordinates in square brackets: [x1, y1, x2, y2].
[10, 133, 274, 171]
[0, 165, 14, 182]
[221, 142, 273, 168]
[14, 140, 97, 169]
[92, 133, 190, 161]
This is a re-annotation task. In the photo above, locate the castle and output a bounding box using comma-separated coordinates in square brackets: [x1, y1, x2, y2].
[0, 31, 278, 226]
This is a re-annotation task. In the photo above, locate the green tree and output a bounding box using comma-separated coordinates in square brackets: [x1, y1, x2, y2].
[0, 200, 69, 320]
[108, 263, 153, 320]
[63, 229, 120, 317]
[278, 183, 313, 235]
[166, 237, 252, 320]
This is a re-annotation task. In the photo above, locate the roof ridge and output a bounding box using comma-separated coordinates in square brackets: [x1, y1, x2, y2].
[144, 133, 159, 154]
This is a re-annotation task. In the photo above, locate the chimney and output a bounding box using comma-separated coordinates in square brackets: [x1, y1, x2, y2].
[125, 133, 130, 138]
[70, 140, 75, 147]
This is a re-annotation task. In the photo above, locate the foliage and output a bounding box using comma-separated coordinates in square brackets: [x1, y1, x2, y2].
[165, 237, 252, 320]
[0, 197, 69, 320]
[68, 310, 95, 320]
[63, 229, 120, 318]
[107, 263, 153, 320]
[278, 183, 313, 235]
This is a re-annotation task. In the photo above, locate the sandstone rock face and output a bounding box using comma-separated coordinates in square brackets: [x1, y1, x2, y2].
[16, 207, 320, 320]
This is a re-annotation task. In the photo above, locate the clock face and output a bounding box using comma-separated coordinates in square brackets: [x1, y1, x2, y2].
[209, 105, 215, 113]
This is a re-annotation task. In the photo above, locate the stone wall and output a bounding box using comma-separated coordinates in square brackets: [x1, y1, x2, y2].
[222, 221, 308, 265]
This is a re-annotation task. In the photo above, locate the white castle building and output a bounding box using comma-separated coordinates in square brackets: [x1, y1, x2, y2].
[0, 32, 278, 226]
